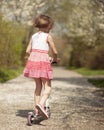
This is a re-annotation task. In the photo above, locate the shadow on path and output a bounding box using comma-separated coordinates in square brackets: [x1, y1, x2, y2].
[16, 109, 32, 118]
[54, 77, 90, 87]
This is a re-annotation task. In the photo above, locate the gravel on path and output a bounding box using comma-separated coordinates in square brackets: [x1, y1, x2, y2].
[0, 67, 104, 130]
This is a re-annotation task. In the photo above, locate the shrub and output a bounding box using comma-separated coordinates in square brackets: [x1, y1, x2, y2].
[85, 46, 104, 69]
[0, 14, 27, 69]
[0, 69, 9, 82]
[0, 68, 23, 83]
[69, 36, 104, 69]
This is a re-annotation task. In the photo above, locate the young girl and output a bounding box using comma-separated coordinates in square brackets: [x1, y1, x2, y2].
[23, 14, 58, 119]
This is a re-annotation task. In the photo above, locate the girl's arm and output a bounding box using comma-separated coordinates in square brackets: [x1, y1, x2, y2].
[25, 38, 32, 60]
[26, 38, 32, 55]
[47, 35, 58, 62]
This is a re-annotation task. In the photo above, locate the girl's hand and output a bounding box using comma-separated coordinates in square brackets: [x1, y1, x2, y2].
[53, 58, 60, 63]
[49, 57, 53, 63]
[49, 57, 60, 64]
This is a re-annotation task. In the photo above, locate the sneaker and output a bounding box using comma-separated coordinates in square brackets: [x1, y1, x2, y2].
[36, 104, 49, 119]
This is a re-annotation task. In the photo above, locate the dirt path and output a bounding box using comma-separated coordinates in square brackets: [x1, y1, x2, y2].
[0, 67, 104, 130]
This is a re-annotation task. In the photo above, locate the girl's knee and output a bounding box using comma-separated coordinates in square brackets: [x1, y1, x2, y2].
[41, 78, 51, 87]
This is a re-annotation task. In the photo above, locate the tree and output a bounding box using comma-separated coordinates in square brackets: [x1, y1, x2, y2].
[0, 0, 104, 68]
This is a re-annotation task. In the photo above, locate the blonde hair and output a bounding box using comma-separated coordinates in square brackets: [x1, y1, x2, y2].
[34, 14, 54, 33]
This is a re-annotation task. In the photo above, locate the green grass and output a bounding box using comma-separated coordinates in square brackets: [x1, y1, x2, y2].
[70, 67, 104, 89]
[88, 79, 104, 88]
[70, 67, 104, 76]
[0, 67, 23, 83]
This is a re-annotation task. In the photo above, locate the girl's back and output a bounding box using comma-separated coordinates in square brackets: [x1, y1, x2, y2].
[32, 32, 49, 51]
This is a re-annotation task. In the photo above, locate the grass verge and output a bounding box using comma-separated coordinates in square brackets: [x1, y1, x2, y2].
[70, 67, 104, 89]
[70, 67, 104, 76]
[88, 79, 104, 88]
[0, 67, 23, 83]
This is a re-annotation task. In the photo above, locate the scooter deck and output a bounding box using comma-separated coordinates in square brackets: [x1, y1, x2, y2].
[27, 112, 45, 125]
[33, 115, 45, 124]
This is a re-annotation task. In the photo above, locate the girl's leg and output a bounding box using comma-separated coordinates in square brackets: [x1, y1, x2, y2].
[34, 78, 42, 113]
[45, 98, 50, 108]
[39, 78, 51, 107]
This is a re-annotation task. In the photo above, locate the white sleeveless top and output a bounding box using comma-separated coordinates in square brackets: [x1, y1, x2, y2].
[31, 32, 49, 51]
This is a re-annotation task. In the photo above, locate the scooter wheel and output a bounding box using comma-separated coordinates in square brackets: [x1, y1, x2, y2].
[27, 112, 34, 126]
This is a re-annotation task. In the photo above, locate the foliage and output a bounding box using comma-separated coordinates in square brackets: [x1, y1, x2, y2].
[41, 0, 104, 69]
[52, 36, 72, 67]
[69, 39, 104, 69]
[0, 0, 104, 70]
[0, 67, 23, 83]
[0, 13, 27, 82]
[84, 46, 104, 69]
[70, 67, 104, 76]
[88, 78, 104, 88]
[0, 14, 26, 68]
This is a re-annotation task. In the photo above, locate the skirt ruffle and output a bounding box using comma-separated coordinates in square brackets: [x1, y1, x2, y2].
[23, 49, 53, 79]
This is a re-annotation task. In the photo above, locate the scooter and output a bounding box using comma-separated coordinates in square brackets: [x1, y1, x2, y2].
[27, 106, 50, 125]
